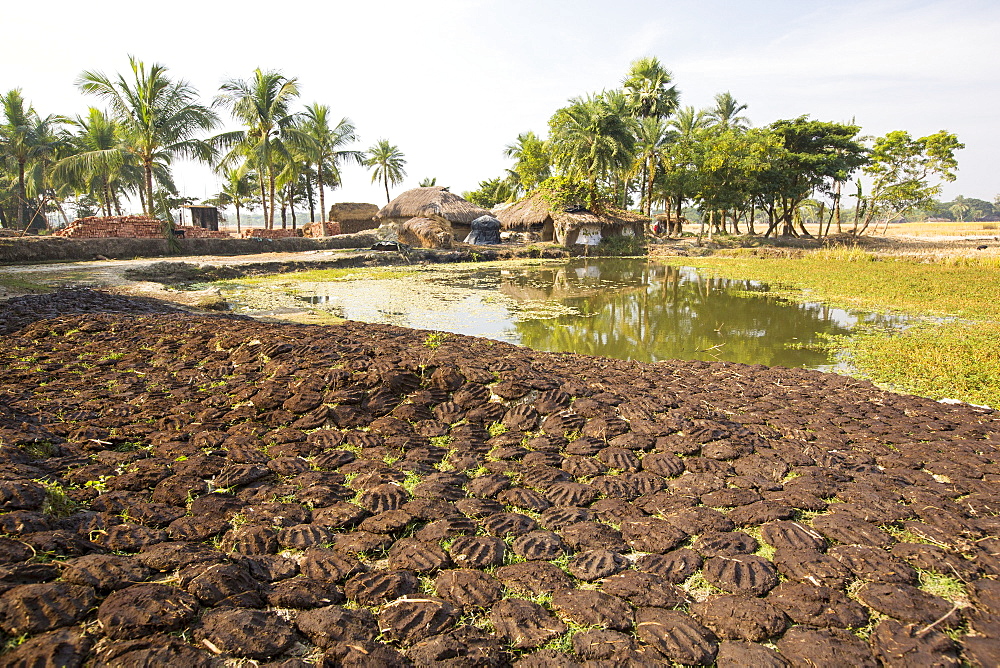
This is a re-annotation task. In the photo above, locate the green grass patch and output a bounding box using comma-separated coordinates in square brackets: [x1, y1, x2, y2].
[837, 320, 1000, 408]
[660, 251, 1000, 407]
[242, 267, 421, 284]
[917, 569, 970, 606]
[0, 277, 53, 294]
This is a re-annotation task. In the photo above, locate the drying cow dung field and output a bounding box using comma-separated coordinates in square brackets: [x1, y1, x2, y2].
[1, 289, 999, 666]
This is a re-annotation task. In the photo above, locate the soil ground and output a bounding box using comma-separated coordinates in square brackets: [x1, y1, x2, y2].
[0, 288, 998, 666]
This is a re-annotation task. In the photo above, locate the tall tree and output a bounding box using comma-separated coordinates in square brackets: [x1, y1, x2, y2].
[206, 166, 256, 233]
[549, 94, 635, 205]
[706, 92, 750, 130]
[504, 131, 551, 195]
[55, 108, 136, 216]
[765, 116, 867, 236]
[0, 90, 63, 228]
[622, 56, 680, 120]
[632, 117, 673, 215]
[215, 69, 300, 228]
[857, 130, 963, 234]
[364, 139, 406, 203]
[78, 57, 217, 217]
[298, 104, 362, 226]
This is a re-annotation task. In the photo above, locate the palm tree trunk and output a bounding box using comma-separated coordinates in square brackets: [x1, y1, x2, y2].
[289, 184, 297, 230]
[384, 173, 390, 204]
[269, 170, 277, 229]
[235, 202, 242, 234]
[144, 161, 155, 217]
[16, 162, 26, 229]
[317, 162, 326, 224]
[258, 172, 268, 230]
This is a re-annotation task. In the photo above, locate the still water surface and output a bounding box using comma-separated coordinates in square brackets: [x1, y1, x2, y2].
[279, 258, 905, 372]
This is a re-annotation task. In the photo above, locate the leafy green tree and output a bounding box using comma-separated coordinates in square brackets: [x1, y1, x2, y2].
[463, 177, 515, 208]
[696, 127, 782, 235]
[78, 57, 217, 217]
[364, 139, 407, 203]
[418, 177, 438, 187]
[656, 106, 709, 221]
[0, 89, 64, 228]
[622, 56, 679, 120]
[549, 94, 635, 205]
[764, 116, 866, 236]
[215, 69, 299, 228]
[857, 130, 963, 233]
[298, 104, 362, 225]
[504, 131, 551, 195]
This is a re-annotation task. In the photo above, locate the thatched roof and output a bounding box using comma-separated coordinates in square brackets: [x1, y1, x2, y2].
[329, 203, 379, 222]
[495, 191, 647, 231]
[374, 187, 490, 224]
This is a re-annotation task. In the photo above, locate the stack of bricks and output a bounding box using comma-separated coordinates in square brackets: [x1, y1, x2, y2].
[302, 221, 342, 237]
[54, 216, 165, 239]
[241, 228, 303, 239]
[175, 227, 233, 239]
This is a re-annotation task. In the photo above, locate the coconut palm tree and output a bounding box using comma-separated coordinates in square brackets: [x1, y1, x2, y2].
[504, 131, 551, 195]
[0, 90, 64, 228]
[549, 94, 635, 204]
[622, 57, 680, 120]
[77, 57, 218, 217]
[632, 117, 674, 215]
[54, 108, 136, 216]
[298, 104, 362, 225]
[364, 140, 406, 203]
[214, 69, 300, 228]
[206, 166, 256, 233]
[706, 92, 750, 130]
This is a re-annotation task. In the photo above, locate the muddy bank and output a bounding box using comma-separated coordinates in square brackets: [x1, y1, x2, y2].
[1, 290, 999, 666]
[125, 246, 571, 286]
[0, 233, 379, 265]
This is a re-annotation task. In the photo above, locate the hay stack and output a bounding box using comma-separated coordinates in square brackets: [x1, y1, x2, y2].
[399, 217, 454, 249]
[329, 203, 379, 234]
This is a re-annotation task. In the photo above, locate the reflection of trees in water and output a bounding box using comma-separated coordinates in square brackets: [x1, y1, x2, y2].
[510, 260, 853, 366]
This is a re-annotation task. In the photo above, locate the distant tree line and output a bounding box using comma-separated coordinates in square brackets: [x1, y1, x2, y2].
[464, 57, 967, 237]
[0, 56, 408, 233]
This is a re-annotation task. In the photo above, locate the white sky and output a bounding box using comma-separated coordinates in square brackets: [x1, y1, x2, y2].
[3, 0, 997, 211]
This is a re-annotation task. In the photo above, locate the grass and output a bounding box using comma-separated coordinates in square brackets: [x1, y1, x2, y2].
[660, 250, 1000, 407]
[917, 569, 970, 606]
[0, 276, 53, 294]
[423, 332, 449, 350]
[40, 480, 80, 518]
[241, 267, 421, 284]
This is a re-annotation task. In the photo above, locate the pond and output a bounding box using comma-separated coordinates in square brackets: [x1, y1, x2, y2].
[223, 258, 907, 372]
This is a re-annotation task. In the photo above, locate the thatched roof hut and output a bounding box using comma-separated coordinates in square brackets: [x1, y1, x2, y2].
[329, 203, 380, 234]
[374, 187, 490, 237]
[494, 192, 647, 245]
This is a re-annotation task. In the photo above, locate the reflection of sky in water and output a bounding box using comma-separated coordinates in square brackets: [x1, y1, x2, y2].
[301, 281, 523, 340]
[291, 260, 909, 371]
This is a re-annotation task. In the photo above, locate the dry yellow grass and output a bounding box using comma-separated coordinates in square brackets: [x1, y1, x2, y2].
[882, 221, 1000, 237]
